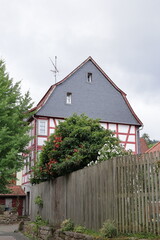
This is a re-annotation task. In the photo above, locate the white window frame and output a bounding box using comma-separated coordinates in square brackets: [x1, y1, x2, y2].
[66, 92, 72, 104]
[38, 119, 48, 136]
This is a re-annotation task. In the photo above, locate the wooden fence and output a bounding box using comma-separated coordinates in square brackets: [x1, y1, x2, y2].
[31, 152, 160, 234]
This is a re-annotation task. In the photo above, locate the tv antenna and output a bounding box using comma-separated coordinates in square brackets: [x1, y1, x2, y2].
[49, 56, 59, 83]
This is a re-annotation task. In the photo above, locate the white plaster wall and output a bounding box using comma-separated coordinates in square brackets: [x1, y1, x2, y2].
[108, 123, 116, 131]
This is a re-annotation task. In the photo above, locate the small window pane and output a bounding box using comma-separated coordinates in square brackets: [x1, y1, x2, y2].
[87, 72, 92, 83]
[66, 92, 72, 104]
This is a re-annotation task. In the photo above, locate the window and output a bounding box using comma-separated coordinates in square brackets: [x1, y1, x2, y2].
[38, 120, 47, 135]
[87, 72, 92, 83]
[66, 92, 72, 104]
[5, 199, 12, 210]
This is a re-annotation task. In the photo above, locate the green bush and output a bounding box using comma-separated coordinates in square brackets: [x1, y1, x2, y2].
[34, 215, 48, 226]
[31, 114, 125, 184]
[100, 220, 117, 238]
[61, 219, 74, 231]
[74, 225, 87, 233]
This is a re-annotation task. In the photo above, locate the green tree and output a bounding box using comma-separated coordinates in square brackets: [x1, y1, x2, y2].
[142, 133, 150, 145]
[0, 60, 33, 193]
[142, 133, 158, 148]
[32, 114, 128, 184]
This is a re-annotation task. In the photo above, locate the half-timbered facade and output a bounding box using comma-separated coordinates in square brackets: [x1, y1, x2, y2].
[22, 57, 142, 212]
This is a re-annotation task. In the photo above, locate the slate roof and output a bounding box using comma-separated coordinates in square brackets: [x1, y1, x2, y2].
[30, 56, 142, 126]
[0, 185, 26, 197]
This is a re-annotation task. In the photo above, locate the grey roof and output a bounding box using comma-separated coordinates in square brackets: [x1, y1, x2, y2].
[35, 57, 142, 126]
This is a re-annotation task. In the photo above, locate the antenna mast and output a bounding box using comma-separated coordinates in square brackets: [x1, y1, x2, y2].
[49, 56, 59, 83]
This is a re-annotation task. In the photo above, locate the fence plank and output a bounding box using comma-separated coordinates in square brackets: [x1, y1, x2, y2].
[150, 153, 156, 234]
[153, 152, 159, 234]
[146, 153, 153, 232]
[128, 155, 132, 233]
[143, 153, 149, 233]
[137, 155, 142, 232]
[158, 151, 160, 234]
[141, 155, 145, 232]
[116, 157, 121, 232]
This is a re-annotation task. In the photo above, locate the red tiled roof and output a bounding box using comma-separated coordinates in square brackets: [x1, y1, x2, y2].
[0, 185, 26, 197]
[146, 142, 160, 153]
[140, 138, 149, 153]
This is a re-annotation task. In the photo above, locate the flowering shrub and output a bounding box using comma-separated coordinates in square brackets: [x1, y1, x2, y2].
[97, 137, 131, 163]
[31, 114, 128, 184]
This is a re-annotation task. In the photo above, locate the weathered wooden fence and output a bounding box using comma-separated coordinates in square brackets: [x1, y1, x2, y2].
[31, 152, 160, 234]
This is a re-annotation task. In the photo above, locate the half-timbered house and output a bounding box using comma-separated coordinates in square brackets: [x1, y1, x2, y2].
[22, 56, 142, 214]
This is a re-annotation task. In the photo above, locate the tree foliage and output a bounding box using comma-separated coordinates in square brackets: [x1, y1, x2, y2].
[0, 60, 33, 193]
[32, 114, 128, 184]
[142, 133, 158, 148]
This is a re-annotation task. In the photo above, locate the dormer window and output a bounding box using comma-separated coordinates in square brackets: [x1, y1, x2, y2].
[87, 72, 92, 83]
[66, 92, 72, 104]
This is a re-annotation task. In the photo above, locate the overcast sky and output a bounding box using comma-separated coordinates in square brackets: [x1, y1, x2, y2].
[0, 0, 160, 140]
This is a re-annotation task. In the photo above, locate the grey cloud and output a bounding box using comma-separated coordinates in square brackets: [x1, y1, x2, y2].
[0, 0, 159, 139]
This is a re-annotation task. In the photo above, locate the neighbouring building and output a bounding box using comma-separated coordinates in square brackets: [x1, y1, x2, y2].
[22, 56, 143, 214]
[146, 142, 160, 153]
[0, 185, 26, 216]
[140, 137, 149, 153]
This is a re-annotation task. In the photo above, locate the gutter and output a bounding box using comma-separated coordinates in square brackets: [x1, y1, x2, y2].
[137, 125, 144, 154]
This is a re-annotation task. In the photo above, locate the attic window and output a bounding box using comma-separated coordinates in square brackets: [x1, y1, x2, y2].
[66, 92, 72, 104]
[87, 72, 92, 83]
